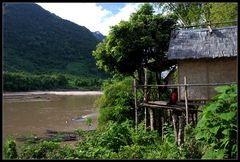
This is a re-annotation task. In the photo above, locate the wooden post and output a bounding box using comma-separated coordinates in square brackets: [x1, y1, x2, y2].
[172, 111, 178, 145]
[155, 72, 161, 100]
[149, 108, 154, 131]
[184, 76, 189, 125]
[192, 112, 195, 125]
[144, 67, 148, 131]
[178, 114, 185, 146]
[144, 107, 147, 131]
[195, 111, 198, 125]
[156, 109, 161, 135]
[161, 109, 164, 138]
[169, 110, 172, 123]
[134, 79, 138, 131]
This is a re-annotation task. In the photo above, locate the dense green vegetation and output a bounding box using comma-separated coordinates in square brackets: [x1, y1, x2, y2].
[3, 3, 109, 90]
[3, 71, 104, 91]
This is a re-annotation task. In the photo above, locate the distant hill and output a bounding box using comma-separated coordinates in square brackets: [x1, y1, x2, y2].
[3, 3, 108, 78]
[92, 31, 106, 41]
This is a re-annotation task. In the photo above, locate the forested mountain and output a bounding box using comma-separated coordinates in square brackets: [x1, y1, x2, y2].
[3, 3, 108, 78]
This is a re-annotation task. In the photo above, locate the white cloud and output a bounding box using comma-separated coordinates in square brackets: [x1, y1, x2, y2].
[37, 3, 143, 35]
[100, 3, 143, 35]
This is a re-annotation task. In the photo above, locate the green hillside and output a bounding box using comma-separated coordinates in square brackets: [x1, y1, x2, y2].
[3, 3, 108, 79]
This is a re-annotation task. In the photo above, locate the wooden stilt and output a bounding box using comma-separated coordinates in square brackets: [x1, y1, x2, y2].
[195, 111, 198, 125]
[172, 111, 179, 145]
[178, 114, 185, 146]
[149, 108, 154, 131]
[167, 110, 171, 123]
[192, 112, 195, 125]
[164, 110, 167, 123]
[161, 109, 165, 137]
[156, 109, 161, 135]
[170, 110, 172, 124]
[184, 76, 189, 125]
[144, 67, 148, 131]
[134, 79, 138, 131]
[162, 109, 165, 124]
[144, 107, 147, 131]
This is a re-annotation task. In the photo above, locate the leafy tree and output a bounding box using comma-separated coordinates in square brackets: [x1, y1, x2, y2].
[156, 3, 204, 26]
[208, 3, 237, 26]
[157, 3, 237, 27]
[93, 4, 177, 82]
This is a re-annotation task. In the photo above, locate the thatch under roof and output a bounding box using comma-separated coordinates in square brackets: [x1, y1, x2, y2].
[168, 26, 237, 60]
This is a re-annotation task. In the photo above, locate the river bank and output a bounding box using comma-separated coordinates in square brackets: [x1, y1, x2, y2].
[3, 91, 103, 96]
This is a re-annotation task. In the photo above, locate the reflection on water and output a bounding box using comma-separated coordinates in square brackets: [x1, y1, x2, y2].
[3, 92, 101, 141]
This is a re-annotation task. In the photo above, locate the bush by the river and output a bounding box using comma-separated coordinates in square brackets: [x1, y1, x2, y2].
[96, 76, 135, 127]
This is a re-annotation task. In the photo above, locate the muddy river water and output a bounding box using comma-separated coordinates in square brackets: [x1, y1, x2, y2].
[3, 91, 102, 142]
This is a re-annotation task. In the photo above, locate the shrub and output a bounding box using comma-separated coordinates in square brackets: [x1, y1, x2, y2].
[96, 76, 135, 127]
[18, 140, 60, 159]
[46, 144, 77, 159]
[129, 122, 160, 146]
[180, 124, 204, 159]
[118, 145, 146, 159]
[3, 139, 18, 159]
[95, 120, 133, 152]
[195, 85, 237, 159]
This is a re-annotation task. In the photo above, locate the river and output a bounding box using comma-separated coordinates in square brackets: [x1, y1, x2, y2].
[3, 91, 102, 142]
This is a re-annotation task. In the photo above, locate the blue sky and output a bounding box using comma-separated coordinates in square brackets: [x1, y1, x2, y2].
[37, 3, 145, 35]
[96, 3, 126, 15]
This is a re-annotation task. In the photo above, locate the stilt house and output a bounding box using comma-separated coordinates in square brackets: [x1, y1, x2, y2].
[167, 26, 237, 101]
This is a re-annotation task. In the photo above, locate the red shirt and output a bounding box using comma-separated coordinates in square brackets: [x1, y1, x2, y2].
[170, 91, 178, 104]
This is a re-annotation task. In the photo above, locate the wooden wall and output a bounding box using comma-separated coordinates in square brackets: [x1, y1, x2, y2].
[178, 57, 237, 100]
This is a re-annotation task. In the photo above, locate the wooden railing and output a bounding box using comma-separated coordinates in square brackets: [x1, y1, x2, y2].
[133, 77, 236, 129]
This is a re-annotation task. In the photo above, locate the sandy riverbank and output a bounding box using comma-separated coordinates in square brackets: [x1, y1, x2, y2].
[3, 91, 103, 96]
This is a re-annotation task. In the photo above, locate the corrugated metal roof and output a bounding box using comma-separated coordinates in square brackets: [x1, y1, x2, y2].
[168, 26, 237, 60]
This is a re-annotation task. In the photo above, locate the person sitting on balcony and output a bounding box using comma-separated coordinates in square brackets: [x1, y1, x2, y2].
[169, 88, 178, 105]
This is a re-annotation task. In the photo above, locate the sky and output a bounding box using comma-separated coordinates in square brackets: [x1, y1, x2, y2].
[37, 3, 146, 36]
